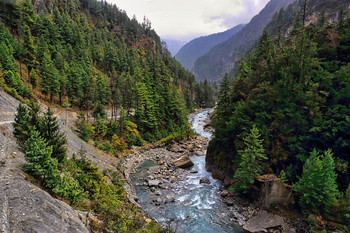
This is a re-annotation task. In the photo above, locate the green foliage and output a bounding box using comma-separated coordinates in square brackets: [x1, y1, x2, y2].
[232, 125, 267, 194]
[294, 149, 339, 214]
[40, 108, 67, 163]
[52, 170, 86, 204]
[23, 130, 60, 188]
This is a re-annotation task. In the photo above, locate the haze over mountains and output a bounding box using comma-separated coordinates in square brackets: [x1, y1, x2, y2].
[175, 0, 295, 82]
[163, 39, 187, 56]
[174, 24, 245, 71]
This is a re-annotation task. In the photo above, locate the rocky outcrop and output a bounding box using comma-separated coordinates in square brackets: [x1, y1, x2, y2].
[173, 154, 194, 168]
[243, 210, 285, 232]
[0, 122, 89, 233]
[255, 174, 292, 207]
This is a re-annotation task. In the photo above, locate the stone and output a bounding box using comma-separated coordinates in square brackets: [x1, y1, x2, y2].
[148, 180, 160, 187]
[187, 143, 195, 152]
[156, 198, 163, 204]
[221, 190, 230, 198]
[255, 174, 292, 207]
[167, 144, 183, 153]
[225, 201, 234, 206]
[190, 170, 198, 174]
[173, 155, 194, 168]
[155, 190, 162, 196]
[199, 178, 211, 184]
[243, 210, 285, 233]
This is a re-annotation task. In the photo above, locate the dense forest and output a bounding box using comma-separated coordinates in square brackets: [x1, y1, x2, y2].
[208, 0, 350, 228]
[0, 0, 215, 148]
[0, 0, 216, 231]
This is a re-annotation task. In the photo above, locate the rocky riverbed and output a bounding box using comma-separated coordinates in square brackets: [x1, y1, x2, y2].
[124, 109, 300, 233]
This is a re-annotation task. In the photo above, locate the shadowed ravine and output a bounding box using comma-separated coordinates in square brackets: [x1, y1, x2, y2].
[131, 110, 243, 233]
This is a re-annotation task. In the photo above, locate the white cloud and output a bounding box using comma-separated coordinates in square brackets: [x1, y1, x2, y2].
[109, 0, 270, 41]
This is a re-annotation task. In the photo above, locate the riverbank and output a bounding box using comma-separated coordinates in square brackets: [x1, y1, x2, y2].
[123, 109, 305, 233]
[123, 110, 244, 232]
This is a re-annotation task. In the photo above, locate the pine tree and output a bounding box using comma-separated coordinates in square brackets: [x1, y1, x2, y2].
[40, 108, 67, 163]
[295, 149, 339, 213]
[216, 73, 231, 124]
[14, 104, 31, 144]
[232, 125, 267, 194]
[22, 130, 60, 189]
[21, 25, 37, 74]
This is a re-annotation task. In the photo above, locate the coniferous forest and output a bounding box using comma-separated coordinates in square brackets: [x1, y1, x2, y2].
[207, 0, 350, 226]
[0, 0, 215, 231]
[1, 0, 350, 231]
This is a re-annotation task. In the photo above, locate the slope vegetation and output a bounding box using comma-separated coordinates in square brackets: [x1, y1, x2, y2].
[193, 0, 295, 82]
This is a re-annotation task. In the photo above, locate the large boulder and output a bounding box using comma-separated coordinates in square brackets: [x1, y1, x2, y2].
[243, 210, 285, 232]
[173, 155, 194, 168]
[255, 174, 292, 206]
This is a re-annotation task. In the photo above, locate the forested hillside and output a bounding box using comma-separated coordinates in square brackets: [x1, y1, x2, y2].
[192, 0, 295, 82]
[175, 24, 245, 71]
[208, 0, 350, 228]
[0, 0, 215, 146]
[0, 0, 216, 231]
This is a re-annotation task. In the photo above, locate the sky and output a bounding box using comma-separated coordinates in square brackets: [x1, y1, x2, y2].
[109, 0, 270, 42]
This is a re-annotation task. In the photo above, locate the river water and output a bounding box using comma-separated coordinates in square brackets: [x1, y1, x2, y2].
[131, 110, 243, 233]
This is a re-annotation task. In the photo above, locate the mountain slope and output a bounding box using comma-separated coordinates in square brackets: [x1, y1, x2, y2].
[175, 24, 245, 71]
[193, 0, 295, 82]
[164, 39, 187, 56]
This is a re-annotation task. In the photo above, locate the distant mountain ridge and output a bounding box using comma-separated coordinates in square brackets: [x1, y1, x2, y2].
[175, 24, 245, 71]
[192, 0, 296, 82]
[163, 39, 187, 57]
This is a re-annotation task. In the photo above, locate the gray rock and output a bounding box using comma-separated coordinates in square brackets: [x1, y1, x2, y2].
[173, 155, 194, 168]
[148, 180, 160, 187]
[243, 210, 285, 233]
[199, 178, 211, 184]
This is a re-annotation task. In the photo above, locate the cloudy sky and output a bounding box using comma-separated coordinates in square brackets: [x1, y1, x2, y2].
[110, 0, 270, 41]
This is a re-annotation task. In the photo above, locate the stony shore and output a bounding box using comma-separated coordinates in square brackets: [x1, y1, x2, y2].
[121, 109, 307, 233]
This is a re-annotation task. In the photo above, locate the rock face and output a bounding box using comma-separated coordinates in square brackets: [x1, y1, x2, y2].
[255, 174, 292, 206]
[243, 210, 285, 232]
[173, 154, 194, 168]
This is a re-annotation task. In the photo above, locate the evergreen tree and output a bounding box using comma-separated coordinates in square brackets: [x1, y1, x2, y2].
[295, 149, 339, 213]
[14, 103, 31, 144]
[22, 130, 60, 189]
[232, 125, 267, 194]
[40, 108, 67, 163]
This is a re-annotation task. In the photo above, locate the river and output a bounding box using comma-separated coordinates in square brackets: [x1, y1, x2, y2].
[131, 110, 243, 233]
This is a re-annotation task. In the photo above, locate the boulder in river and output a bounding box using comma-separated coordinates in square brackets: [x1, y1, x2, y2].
[148, 180, 160, 187]
[199, 178, 211, 184]
[243, 210, 285, 232]
[173, 155, 194, 168]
